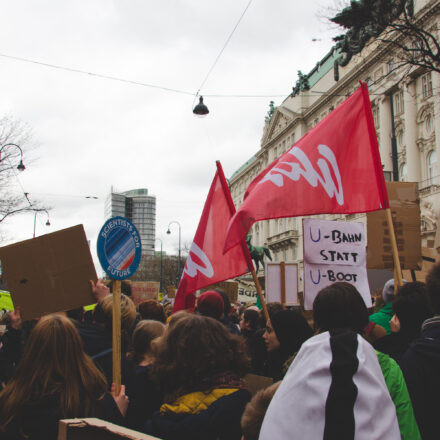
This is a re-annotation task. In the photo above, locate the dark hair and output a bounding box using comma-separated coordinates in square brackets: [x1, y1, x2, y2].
[243, 309, 260, 331]
[216, 290, 231, 316]
[313, 282, 369, 333]
[259, 302, 284, 326]
[270, 310, 314, 357]
[108, 280, 132, 297]
[426, 263, 440, 314]
[152, 314, 250, 402]
[138, 300, 166, 323]
[393, 282, 433, 335]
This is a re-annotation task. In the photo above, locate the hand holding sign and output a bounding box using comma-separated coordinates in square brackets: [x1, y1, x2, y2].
[90, 278, 110, 303]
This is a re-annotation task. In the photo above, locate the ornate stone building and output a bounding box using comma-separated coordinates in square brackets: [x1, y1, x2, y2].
[229, 0, 440, 288]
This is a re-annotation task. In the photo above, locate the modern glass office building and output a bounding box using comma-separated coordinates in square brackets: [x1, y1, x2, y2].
[105, 187, 156, 256]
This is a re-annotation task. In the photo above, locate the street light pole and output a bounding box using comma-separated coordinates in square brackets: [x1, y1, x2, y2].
[155, 238, 163, 292]
[33, 209, 51, 238]
[0, 143, 26, 171]
[167, 221, 181, 286]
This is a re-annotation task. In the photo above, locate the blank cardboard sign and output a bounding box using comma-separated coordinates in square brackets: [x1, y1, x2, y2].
[0, 225, 97, 321]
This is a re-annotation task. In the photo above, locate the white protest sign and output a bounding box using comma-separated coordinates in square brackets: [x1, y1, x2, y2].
[266, 263, 299, 305]
[303, 218, 371, 310]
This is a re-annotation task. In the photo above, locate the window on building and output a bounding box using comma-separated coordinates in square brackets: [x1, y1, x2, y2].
[372, 106, 380, 128]
[366, 77, 372, 88]
[422, 73, 433, 98]
[394, 91, 404, 115]
[428, 150, 437, 184]
[426, 114, 433, 134]
[314, 118, 319, 126]
[399, 163, 407, 181]
[397, 130, 405, 149]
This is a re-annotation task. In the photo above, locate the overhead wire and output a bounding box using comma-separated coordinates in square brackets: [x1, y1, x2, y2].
[193, 0, 255, 99]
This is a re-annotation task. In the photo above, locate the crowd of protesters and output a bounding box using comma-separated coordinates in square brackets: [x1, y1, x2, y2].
[1, 264, 440, 439]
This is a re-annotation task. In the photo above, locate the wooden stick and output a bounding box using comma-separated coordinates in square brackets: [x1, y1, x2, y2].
[386, 208, 403, 288]
[112, 280, 122, 395]
[280, 261, 286, 305]
[250, 268, 269, 323]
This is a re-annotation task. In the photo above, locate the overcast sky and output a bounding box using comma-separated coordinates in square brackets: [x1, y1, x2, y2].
[0, 0, 340, 271]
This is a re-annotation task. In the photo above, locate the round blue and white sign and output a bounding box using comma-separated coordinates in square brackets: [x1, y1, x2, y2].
[97, 216, 142, 280]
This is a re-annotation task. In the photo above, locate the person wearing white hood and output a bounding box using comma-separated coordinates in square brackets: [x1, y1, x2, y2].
[259, 282, 420, 440]
[259, 328, 401, 440]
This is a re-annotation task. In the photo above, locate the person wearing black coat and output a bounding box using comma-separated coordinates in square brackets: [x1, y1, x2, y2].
[373, 281, 432, 363]
[399, 264, 440, 440]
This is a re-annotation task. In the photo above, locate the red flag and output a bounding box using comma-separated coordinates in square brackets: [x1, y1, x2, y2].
[173, 161, 252, 313]
[224, 83, 389, 252]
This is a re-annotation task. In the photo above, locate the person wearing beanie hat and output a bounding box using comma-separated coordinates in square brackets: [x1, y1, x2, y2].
[369, 278, 401, 335]
[262, 310, 313, 381]
[197, 291, 224, 320]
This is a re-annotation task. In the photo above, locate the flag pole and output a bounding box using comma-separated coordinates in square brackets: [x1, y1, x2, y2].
[250, 266, 270, 322]
[112, 279, 122, 395]
[360, 82, 403, 289]
[386, 208, 403, 288]
[216, 161, 270, 323]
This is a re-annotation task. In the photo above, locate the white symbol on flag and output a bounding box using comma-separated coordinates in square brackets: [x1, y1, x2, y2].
[260, 144, 344, 205]
[184, 242, 214, 278]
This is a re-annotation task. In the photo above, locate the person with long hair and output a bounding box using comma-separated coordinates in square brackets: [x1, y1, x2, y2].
[0, 314, 127, 440]
[142, 313, 251, 440]
[262, 309, 314, 381]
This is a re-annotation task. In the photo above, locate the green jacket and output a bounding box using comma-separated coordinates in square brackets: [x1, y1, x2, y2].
[370, 302, 394, 334]
[377, 351, 421, 440]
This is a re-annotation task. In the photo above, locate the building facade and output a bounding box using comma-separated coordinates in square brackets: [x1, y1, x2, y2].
[105, 187, 156, 256]
[230, 0, 440, 289]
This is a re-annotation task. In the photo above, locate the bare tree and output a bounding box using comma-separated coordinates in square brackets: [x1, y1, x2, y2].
[0, 115, 44, 225]
[128, 253, 186, 288]
[330, 0, 440, 79]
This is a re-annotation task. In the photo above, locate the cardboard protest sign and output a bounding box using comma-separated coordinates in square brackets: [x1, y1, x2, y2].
[167, 285, 176, 298]
[59, 418, 160, 440]
[265, 262, 299, 305]
[237, 279, 259, 303]
[303, 218, 371, 310]
[201, 280, 239, 303]
[131, 281, 159, 304]
[367, 182, 421, 270]
[0, 225, 96, 321]
[243, 374, 273, 396]
[402, 247, 438, 282]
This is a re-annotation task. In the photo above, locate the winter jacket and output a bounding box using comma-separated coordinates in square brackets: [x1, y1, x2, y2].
[126, 364, 163, 431]
[376, 351, 421, 440]
[142, 388, 250, 440]
[0, 391, 123, 440]
[369, 302, 394, 334]
[241, 328, 267, 375]
[76, 322, 135, 396]
[373, 330, 415, 364]
[400, 316, 440, 440]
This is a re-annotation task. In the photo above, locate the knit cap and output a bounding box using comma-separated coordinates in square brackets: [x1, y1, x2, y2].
[197, 291, 224, 320]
